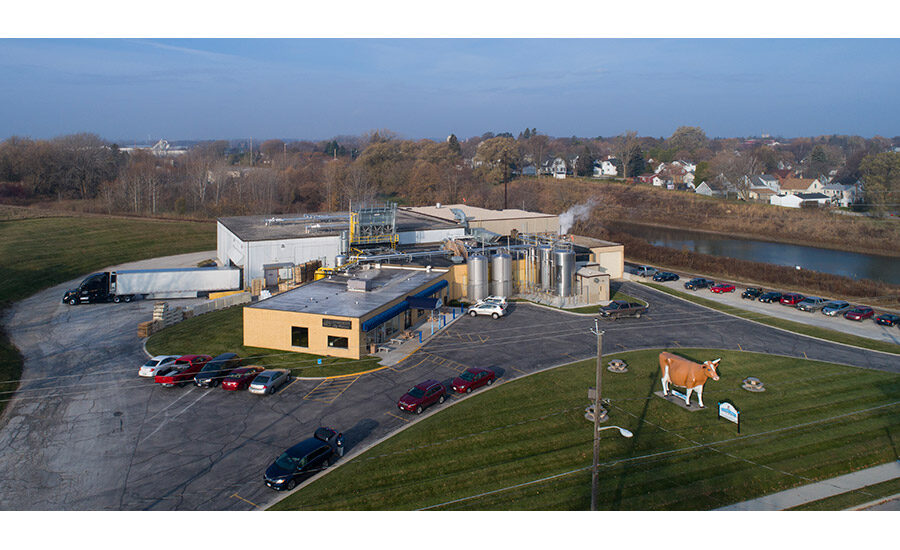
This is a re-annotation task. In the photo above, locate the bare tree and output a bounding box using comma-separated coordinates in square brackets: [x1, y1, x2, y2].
[711, 150, 761, 200]
[343, 164, 377, 208]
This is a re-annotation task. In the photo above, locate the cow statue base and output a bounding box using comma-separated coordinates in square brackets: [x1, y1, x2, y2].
[658, 352, 721, 409]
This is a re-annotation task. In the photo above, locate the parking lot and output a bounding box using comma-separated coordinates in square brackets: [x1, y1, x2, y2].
[2, 257, 898, 510]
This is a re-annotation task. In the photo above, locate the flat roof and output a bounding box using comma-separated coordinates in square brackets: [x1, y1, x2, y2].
[248, 267, 446, 318]
[405, 204, 557, 223]
[571, 235, 622, 250]
[219, 210, 461, 242]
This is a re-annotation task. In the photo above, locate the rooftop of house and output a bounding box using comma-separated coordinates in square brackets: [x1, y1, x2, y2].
[780, 177, 819, 190]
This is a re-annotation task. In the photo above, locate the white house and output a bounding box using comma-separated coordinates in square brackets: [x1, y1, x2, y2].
[822, 182, 859, 207]
[550, 157, 567, 179]
[779, 177, 823, 195]
[770, 192, 829, 208]
[592, 159, 618, 177]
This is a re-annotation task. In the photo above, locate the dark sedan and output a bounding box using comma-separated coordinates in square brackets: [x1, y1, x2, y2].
[758, 291, 783, 303]
[264, 436, 335, 491]
[875, 313, 900, 327]
[844, 306, 874, 321]
[652, 272, 680, 282]
[684, 278, 715, 291]
[194, 352, 241, 388]
[741, 287, 763, 300]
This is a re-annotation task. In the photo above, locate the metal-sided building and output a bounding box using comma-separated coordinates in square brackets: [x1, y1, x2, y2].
[217, 209, 466, 288]
[243, 265, 452, 359]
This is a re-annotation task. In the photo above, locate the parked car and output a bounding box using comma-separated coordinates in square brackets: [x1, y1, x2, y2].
[741, 287, 763, 300]
[710, 283, 736, 294]
[875, 313, 900, 327]
[844, 306, 874, 321]
[821, 300, 851, 316]
[684, 278, 715, 291]
[468, 302, 505, 319]
[221, 366, 265, 391]
[599, 300, 649, 319]
[780, 293, 805, 306]
[397, 379, 446, 414]
[796, 297, 827, 312]
[757, 291, 783, 303]
[138, 355, 180, 378]
[477, 295, 508, 307]
[194, 352, 241, 388]
[452, 367, 496, 394]
[249, 369, 291, 395]
[154, 355, 212, 388]
[264, 436, 335, 491]
[652, 271, 679, 282]
[636, 266, 658, 278]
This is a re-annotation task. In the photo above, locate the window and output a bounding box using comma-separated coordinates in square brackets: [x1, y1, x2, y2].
[328, 335, 349, 349]
[291, 327, 309, 348]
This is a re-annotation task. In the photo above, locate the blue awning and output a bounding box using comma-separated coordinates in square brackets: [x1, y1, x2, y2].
[361, 301, 410, 332]
[412, 279, 448, 298]
[407, 296, 441, 310]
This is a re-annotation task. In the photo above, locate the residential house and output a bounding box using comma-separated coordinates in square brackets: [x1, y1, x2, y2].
[822, 182, 859, 207]
[746, 174, 781, 200]
[778, 177, 824, 196]
[592, 159, 618, 177]
[634, 174, 655, 185]
[770, 192, 829, 208]
[522, 165, 537, 176]
[550, 157, 567, 179]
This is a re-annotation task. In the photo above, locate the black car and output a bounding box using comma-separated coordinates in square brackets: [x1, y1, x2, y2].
[684, 278, 715, 291]
[758, 291, 783, 303]
[264, 436, 336, 491]
[194, 352, 241, 387]
[652, 271, 680, 282]
[875, 314, 900, 327]
[741, 287, 763, 300]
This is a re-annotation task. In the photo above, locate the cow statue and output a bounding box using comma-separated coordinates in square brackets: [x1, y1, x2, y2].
[659, 352, 720, 408]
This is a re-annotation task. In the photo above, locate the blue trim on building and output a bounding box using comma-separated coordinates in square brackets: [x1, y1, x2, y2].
[412, 279, 448, 298]
[361, 301, 410, 332]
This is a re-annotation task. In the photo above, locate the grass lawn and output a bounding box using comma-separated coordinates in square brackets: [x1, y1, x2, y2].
[270, 348, 900, 511]
[641, 282, 900, 355]
[0, 215, 216, 418]
[788, 477, 900, 511]
[145, 306, 381, 378]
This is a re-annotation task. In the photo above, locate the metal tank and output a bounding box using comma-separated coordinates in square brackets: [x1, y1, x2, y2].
[335, 254, 347, 267]
[555, 249, 576, 297]
[467, 254, 489, 302]
[538, 245, 553, 290]
[491, 252, 512, 297]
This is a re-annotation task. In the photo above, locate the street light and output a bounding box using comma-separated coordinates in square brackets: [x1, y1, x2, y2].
[591, 424, 633, 511]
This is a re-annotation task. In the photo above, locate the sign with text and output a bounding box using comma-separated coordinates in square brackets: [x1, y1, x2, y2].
[322, 318, 352, 330]
[718, 401, 741, 433]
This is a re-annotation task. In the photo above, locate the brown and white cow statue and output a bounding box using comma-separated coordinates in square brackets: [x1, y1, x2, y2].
[659, 352, 720, 408]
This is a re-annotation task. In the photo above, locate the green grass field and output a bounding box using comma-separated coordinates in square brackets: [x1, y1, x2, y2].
[642, 282, 900, 355]
[145, 306, 381, 377]
[0, 215, 216, 418]
[270, 348, 900, 511]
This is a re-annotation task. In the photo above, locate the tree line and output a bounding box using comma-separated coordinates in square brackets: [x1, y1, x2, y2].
[0, 127, 898, 217]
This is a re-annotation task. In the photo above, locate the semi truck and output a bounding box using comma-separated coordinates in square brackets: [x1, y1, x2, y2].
[62, 267, 241, 305]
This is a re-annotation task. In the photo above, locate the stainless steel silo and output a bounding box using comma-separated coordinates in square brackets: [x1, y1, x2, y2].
[491, 252, 512, 297]
[467, 254, 489, 302]
[555, 250, 576, 297]
[539, 245, 553, 290]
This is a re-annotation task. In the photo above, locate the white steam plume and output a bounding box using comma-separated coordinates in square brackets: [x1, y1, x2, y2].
[558, 199, 597, 235]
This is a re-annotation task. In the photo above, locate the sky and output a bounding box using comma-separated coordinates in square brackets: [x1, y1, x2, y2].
[1, 19, 900, 143]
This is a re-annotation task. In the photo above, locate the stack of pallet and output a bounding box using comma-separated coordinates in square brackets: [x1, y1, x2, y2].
[292, 266, 304, 284]
[277, 281, 291, 293]
[251, 278, 264, 296]
[153, 302, 183, 327]
[137, 320, 162, 338]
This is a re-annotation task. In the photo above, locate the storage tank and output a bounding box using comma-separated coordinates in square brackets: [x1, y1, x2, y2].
[538, 245, 553, 290]
[335, 254, 347, 267]
[491, 252, 512, 297]
[467, 254, 489, 302]
[555, 249, 576, 297]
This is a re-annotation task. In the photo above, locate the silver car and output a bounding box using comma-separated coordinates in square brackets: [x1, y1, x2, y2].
[797, 297, 827, 312]
[138, 355, 180, 378]
[249, 369, 291, 395]
[821, 300, 851, 316]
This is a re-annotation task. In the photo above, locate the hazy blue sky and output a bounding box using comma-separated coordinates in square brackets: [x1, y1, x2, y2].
[1, 39, 898, 142]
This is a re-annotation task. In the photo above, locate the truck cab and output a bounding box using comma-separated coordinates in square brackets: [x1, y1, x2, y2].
[63, 272, 112, 305]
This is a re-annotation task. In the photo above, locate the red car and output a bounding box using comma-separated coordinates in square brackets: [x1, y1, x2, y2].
[780, 293, 804, 306]
[397, 379, 446, 414]
[452, 367, 497, 394]
[154, 354, 212, 387]
[710, 283, 736, 294]
[844, 306, 874, 321]
[221, 366, 265, 391]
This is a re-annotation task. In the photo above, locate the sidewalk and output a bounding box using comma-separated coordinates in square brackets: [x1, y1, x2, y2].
[716, 460, 900, 511]
[375, 306, 466, 367]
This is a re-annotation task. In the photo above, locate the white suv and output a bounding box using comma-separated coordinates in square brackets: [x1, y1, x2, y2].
[468, 302, 505, 319]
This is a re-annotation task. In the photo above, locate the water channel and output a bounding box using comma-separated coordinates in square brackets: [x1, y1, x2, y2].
[610, 222, 900, 286]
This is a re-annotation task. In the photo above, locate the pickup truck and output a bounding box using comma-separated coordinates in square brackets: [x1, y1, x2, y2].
[154, 354, 212, 387]
[599, 300, 648, 319]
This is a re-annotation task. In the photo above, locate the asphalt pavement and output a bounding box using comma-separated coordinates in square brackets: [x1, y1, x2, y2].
[1, 261, 897, 510]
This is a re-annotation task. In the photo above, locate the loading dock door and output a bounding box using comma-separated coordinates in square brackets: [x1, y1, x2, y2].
[264, 267, 278, 287]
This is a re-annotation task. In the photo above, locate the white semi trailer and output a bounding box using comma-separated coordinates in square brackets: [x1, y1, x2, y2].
[62, 267, 242, 304]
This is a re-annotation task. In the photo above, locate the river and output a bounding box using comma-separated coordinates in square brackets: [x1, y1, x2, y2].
[610, 222, 900, 286]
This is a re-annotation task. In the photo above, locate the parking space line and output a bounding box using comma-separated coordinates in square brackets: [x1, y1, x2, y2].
[507, 365, 527, 374]
[230, 492, 260, 509]
[385, 411, 410, 423]
[303, 376, 359, 403]
[391, 356, 428, 373]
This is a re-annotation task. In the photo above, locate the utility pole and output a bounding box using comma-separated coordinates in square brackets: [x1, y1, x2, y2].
[590, 319, 605, 511]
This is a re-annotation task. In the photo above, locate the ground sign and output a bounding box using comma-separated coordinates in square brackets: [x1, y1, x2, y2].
[718, 401, 741, 433]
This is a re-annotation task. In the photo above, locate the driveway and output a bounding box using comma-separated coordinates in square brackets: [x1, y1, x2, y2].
[1, 267, 897, 510]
